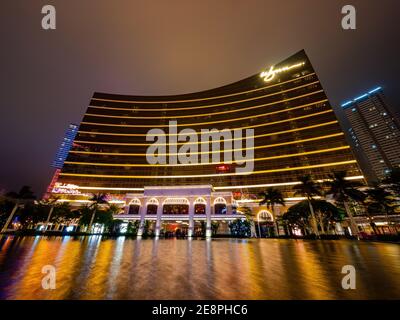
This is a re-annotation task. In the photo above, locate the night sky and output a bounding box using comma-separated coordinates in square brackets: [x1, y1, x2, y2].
[1, 0, 399, 197]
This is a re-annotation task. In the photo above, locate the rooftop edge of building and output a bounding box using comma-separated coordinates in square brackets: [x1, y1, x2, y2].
[91, 49, 309, 102]
[341, 86, 383, 109]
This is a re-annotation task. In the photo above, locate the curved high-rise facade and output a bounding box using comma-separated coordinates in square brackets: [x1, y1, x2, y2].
[52, 50, 363, 202]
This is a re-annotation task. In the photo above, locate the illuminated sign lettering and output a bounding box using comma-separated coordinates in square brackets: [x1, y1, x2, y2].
[260, 62, 305, 82]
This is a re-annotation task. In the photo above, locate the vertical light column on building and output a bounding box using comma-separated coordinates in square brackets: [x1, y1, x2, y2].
[188, 198, 195, 237]
[137, 199, 146, 236]
[206, 196, 212, 237]
[155, 202, 163, 237]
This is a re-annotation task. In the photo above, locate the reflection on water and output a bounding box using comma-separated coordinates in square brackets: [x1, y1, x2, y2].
[0, 236, 399, 300]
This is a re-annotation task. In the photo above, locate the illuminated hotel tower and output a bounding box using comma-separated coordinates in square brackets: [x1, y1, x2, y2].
[51, 50, 364, 213]
[342, 87, 400, 181]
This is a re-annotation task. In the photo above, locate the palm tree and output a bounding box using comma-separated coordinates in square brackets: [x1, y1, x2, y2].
[40, 197, 60, 232]
[312, 199, 342, 235]
[292, 175, 322, 237]
[103, 204, 122, 233]
[259, 188, 285, 237]
[325, 171, 366, 239]
[365, 186, 396, 234]
[106, 204, 122, 216]
[239, 206, 257, 238]
[87, 193, 109, 233]
[1, 186, 36, 233]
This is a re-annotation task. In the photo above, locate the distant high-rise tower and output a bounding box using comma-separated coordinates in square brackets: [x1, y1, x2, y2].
[342, 87, 400, 181]
[52, 123, 79, 169]
[43, 123, 78, 199]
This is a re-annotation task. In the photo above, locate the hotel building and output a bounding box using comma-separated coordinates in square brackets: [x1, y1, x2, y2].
[342, 87, 400, 181]
[49, 50, 364, 236]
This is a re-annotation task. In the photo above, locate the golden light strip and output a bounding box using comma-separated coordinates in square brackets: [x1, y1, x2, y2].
[88, 83, 321, 115]
[76, 120, 339, 140]
[56, 199, 126, 204]
[69, 132, 345, 157]
[65, 146, 350, 167]
[84, 98, 327, 127]
[59, 160, 357, 179]
[215, 176, 365, 190]
[91, 73, 316, 105]
[86, 94, 324, 123]
[81, 109, 333, 129]
[237, 197, 321, 203]
[72, 130, 344, 151]
[57, 175, 364, 192]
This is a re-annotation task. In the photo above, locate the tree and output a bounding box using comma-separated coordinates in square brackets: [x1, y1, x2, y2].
[18, 202, 46, 229]
[101, 204, 121, 232]
[78, 204, 93, 226]
[51, 202, 80, 228]
[292, 175, 322, 237]
[283, 200, 342, 236]
[312, 200, 343, 234]
[1, 186, 36, 233]
[0, 198, 14, 228]
[259, 188, 285, 237]
[39, 197, 60, 231]
[325, 171, 366, 238]
[106, 204, 122, 216]
[211, 221, 220, 236]
[239, 206, 257, 237]
[229, 219, 251, 237]
[283, 201, 312, 236]
[365, 186, 396, 233]
[127, 221, 140, 235]
[87, 193, 109, 233]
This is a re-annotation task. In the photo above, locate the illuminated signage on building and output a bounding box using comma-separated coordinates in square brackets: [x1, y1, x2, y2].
[260, 62, 305, 82]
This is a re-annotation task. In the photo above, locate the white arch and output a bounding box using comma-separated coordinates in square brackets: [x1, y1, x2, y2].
[146, 198, 159, 206]
[194, 197, 206, 205]
[214, 197, 227, 205]
[257, 210, 274, 222]
[163, 198, 189, 205]
[128, 198, 141, 206]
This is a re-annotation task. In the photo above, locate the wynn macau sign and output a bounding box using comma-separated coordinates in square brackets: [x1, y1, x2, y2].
[260, 62, 305, 82]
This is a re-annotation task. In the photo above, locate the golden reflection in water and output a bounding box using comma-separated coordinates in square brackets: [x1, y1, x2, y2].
[1, 236, 400, 300]
[293, 241, 336, 299]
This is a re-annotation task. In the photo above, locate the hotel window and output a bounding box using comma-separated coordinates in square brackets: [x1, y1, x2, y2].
[146, 204, 157, 215]
[128, 205, 140, 215]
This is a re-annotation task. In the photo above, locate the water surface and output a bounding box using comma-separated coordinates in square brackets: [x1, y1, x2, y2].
[0, 236, 399, 299]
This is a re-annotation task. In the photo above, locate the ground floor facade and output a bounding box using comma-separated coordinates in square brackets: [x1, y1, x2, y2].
[115, 185, 246, 237]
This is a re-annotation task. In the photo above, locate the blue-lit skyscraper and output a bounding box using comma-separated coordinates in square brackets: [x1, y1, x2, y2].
[43, 123, 79, 199]
[342, 87, 400, 181]
[52, 124, 79, 169]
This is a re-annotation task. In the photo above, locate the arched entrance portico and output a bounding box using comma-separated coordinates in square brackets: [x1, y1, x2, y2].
[146, 198, 159, 215]
[214, 197, 227, 215]
[162, 198, 189, 215]
[257, 210, 275, 238]
[127, 198, 141, 215]
[194, 197, 206, 214]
